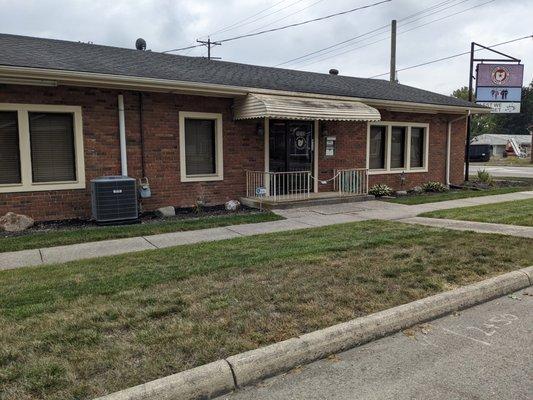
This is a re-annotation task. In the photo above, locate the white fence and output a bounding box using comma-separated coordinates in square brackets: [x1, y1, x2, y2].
[333, 168, 369, 196]
[246, 170, 311, 201]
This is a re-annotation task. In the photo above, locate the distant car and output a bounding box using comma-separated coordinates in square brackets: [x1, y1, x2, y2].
[469, 144, 492, 162]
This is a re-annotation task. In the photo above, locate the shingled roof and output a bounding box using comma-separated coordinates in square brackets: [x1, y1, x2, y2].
[0, 33, 484, 109]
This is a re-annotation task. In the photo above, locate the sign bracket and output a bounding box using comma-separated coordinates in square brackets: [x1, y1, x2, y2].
[465, 42, 523, 181]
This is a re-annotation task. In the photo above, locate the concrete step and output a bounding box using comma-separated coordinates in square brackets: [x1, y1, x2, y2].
[241, 194, 375, 210]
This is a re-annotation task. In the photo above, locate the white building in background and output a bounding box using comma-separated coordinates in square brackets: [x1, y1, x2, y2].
[471, 134, 532, 158]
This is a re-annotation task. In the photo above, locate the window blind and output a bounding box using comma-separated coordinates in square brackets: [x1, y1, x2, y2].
[184, 118, 216, 175]
[0, 112, 21, 184]
[29, 112, 76, 183]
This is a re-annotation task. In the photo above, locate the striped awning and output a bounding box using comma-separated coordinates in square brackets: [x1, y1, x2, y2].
[234, 93, 381, 121]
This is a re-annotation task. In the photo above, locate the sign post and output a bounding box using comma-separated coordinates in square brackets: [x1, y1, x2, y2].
[465, 42, 523, 181]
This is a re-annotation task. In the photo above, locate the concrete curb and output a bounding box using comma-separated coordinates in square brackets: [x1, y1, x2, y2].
[95, 266, 532, 400]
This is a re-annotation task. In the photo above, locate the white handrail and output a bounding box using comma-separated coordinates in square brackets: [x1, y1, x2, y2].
[334, 168, 368, 196]
[246, 170, 311, 201]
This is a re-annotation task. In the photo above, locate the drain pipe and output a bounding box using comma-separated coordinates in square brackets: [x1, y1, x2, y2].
[447, 112, 469, 186]
[118, 94, 128, 176]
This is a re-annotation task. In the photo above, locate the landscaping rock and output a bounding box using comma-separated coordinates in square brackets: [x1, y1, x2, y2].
[395, 190, 408, 196]
[411, 186, 423, 193]
[0, 212, 34, 232]
[155, 206, 175, 218]
[225, 200, 241, 212]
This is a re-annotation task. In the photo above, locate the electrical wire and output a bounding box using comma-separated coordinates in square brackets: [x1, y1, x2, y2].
[217, 0, 393, 43]
[278, 0, 471, 67]
[367, 34, 533, 78]
[294, 0, 497, 69]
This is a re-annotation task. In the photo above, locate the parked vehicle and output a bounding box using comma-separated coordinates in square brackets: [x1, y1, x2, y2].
[469, 144, 492, 162]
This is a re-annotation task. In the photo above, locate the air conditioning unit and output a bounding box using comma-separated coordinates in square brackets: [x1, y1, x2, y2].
[91, 176, 138, 224]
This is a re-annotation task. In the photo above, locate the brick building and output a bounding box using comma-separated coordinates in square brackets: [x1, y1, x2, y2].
[0, 34, 489, 221]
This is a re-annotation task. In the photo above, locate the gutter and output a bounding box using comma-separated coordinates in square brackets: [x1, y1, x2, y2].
[446, 113, 469, 185]
[0, 65, 491, 115]
[118, 95, 128, 176]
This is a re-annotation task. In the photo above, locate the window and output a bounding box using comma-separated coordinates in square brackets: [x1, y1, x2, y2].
[30, 113, 76, 182]
[179, 112, 223, 182]
[0, 104, 85, 193]
[369, 125, 386, 169]
[390, 126, 406, 169]
[410, 127, 425, 168]
[0, 112, 21, 184]
[367, 122, 428, 174]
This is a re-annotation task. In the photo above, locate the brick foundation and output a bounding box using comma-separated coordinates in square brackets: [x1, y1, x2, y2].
[0, 84, 466, 221]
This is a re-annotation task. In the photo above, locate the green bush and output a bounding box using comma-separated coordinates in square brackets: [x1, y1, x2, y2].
[421, 181, 448, 193]
[369, 183, 393, 197]
[476, 169, 493, 185]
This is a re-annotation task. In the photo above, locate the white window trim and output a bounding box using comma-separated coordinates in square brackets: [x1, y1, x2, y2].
[0, 103, 85, 193]
[179, 111, 224, 182]
[366, 121, 429, 175]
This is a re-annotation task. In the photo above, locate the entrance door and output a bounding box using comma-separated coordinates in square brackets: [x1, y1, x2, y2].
[269, 120, 314, 195]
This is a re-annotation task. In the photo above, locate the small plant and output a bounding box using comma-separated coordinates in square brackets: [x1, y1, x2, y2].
[192, 199, 205, 214]
[476, 169, 493, 186]
[421, 181, 448, 193]
[369, 183, 393, 197]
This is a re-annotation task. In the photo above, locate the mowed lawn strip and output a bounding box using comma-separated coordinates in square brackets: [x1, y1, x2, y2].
[387, 186, 531, 205]
[0, 212, 283, 253]
[420, 198, 533, 226]
[1, 220, 532, 400]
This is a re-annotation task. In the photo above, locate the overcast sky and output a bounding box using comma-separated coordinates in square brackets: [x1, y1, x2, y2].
[1, 0, 531, 95]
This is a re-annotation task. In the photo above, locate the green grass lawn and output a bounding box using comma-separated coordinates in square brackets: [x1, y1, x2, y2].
[387, 186, 531, 205]
[0, 212, 283, 253]
[1, 220, 531, 400]
[420, 199, 533, 226]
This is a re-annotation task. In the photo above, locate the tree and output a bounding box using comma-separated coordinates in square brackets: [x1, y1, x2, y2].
[451, 81, 533, 136]
[451, 86, 495, 137]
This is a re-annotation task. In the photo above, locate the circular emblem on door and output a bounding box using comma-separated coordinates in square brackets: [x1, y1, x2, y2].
[295, 131, 307, 150]
[491, 66, 510, 85]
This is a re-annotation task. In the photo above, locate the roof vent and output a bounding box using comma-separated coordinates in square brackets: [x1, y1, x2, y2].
[135, 38, 147, 51]
[329, 69, 339, 75]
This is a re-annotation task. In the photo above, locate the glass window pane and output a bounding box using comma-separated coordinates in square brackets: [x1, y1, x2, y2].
[29, 113, 76, 183]
[185, 118, 216, 175]
[410, 127, 425, 168]
[390, 126, 406, 169]
[369, 126, 386, 169]
[0, 111, 21, 184]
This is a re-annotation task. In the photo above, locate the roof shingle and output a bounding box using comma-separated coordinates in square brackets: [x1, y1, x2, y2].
[0, 33, 484, 109]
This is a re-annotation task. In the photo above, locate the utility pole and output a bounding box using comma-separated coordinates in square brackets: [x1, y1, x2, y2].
[196, 37, 221, 60]
[390, 19, 397, 83]
[465, 42, 475, 182]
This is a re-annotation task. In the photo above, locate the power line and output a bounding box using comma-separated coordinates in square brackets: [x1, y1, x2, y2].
[278, 0, 470, 67]
[293, 0, 496, 69]
[206, 0, 307, 38]
[367, 34, 533, 78]
[242, 0, 327, 36]
[206, 0, 293, 37]
[217, 0, 393, 43]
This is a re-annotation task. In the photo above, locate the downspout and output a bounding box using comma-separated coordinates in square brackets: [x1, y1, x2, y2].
[118, 94, 128, 176]
[138, 92, 146, 178]
[447, 112, 469, 186]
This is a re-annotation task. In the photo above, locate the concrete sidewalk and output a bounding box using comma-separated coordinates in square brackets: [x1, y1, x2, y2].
[1, 191, 532, 271]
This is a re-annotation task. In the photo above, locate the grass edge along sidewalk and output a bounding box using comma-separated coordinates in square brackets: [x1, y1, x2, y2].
[0, 212, 282, 253]
[96, 266, 533, 400]
[420, 198, 533, 227]
[1, 220, 532, 400]
[387, 186, 531, 205]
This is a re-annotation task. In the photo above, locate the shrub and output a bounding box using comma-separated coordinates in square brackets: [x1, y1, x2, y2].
[421, 181, 448, 193]
[369, 184, 393, 197]
[476, 169, 493, 185]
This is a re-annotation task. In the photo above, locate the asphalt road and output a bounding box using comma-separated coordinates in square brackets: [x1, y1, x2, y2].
[469, 164, 533, 178]
[220, 288, 533, 400]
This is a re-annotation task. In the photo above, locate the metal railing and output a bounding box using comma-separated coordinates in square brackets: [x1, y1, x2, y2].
[246, 170, 311, 201]
[334, 168, 369, 196]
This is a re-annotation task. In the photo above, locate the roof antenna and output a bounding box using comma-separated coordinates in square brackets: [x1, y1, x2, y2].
[135, 38, 147, 51]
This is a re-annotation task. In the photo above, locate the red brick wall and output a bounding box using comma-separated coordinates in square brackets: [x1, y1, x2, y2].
[0, 84, 263, 221]
[316, 110, 467, 191]
[0, 84, 467, 221]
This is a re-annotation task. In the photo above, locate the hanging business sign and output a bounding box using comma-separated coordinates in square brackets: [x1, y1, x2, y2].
[475, 64, 524, 113]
